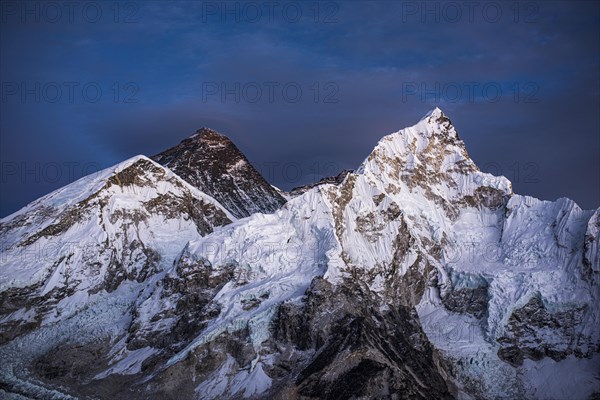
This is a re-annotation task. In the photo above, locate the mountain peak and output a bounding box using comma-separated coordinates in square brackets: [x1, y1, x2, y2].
[373, 108, 459, 156]
[418, 107, 455, 138]
[422, 106, 445, 120]
[152, 128, 286, 218]
[357, 108, 512, 199]
[189, 127, 227, 141]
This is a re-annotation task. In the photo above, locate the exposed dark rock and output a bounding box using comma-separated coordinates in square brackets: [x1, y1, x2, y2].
[441, 272, 489, 319]
[152, 128, 286, 218]
[441, 286, 488, 318]
[459, 186, 509, 210]
[497, 294, 592, 367]
[33, 339, 112, 382]
[127, 256, 235, 351]
[143, 192, 231, 235]
[108, 158, 166, 187]
[126, 328, 256, 400]
[267, 277, 455, 399]
[583, 210, 600, 282]
[0, 319, 40, 346]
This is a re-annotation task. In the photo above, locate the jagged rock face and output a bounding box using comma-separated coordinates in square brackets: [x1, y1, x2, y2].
[126, 250, 235, 353]
[267, 278, 454, 400]
[0, 109, 598, 400]
[497, 295, 593, 367]
[583, 208, 600, 282]
[152, 128, 286, 218]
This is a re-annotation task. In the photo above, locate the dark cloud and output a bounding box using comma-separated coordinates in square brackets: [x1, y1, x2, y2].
[1, 0, 598, 217]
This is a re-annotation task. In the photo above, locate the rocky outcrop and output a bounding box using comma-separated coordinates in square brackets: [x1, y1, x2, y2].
[127, 252, 236, 352]
[152, 128, 286, 218]
[440, 271, 489, 319]
[497, 295, 594, 367]
[583, 208, 600, 282]
[267, 277, 455, 399]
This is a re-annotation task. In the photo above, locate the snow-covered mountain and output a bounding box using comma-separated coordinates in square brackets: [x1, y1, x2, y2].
[0, 155, 233, 398]
[152, 128, 287, 218]
[0, 109, 598, 399]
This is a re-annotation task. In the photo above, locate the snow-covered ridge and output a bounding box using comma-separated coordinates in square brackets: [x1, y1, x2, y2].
[1, 155, 233, 224]
[358, 107, 511, 197]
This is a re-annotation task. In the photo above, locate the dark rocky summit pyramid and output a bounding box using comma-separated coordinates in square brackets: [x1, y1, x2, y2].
[152, 128, 286, 218]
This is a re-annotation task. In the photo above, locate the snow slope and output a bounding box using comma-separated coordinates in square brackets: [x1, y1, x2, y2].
[0, 155, 233, 398]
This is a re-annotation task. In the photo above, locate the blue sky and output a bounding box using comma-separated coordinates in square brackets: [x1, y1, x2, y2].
[1, 0, 599, 216]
